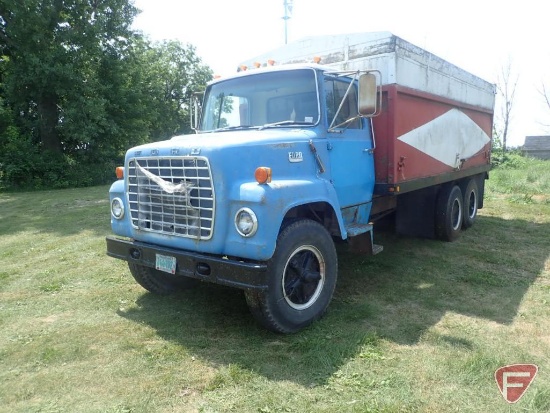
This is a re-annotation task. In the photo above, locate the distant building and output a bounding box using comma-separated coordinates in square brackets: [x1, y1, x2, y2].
[522, 136, 550, 160]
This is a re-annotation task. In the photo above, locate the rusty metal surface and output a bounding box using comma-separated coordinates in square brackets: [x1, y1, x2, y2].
[374, 84, 492, 186]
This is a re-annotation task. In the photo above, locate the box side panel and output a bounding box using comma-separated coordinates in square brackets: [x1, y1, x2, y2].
[342, 49, 495, 111]
[372, 86, 396, 184]
[394, 41, 495, 110]
[374, 84, 493, 190]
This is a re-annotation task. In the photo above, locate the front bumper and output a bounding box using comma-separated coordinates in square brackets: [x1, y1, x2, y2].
[106, 236, 268, 290]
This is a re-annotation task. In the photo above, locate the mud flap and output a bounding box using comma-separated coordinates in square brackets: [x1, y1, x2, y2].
[348, 228, 384, 256]
[395, 186, 438, 239]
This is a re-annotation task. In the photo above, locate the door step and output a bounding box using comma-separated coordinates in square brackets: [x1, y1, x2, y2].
[346, 223, 373, 237]
[372, 244, 384, 255]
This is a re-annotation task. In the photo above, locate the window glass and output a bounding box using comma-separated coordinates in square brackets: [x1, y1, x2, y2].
[202, 94, 249, 130]
[267, 92, 317, 124]
[325, 78, 361, 129]
[200, 69, 319, 132]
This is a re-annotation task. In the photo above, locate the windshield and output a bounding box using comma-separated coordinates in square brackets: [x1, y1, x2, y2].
[199, 69, 319, 132]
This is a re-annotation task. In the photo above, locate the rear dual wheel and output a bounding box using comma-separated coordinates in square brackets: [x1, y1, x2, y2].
[435, 185, 463, 242]
[462, 178, 479, 229]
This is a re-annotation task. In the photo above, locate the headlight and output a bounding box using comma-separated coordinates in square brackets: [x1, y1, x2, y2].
[234, 208, 258, 237]
[111, 197, 125, 219]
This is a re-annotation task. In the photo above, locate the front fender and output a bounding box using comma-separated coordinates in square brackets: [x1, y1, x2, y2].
[109, 179, 133, 238]
[223, 178, 345, 261]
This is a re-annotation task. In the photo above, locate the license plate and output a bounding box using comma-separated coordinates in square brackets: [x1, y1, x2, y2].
[155, 254, 177, 274]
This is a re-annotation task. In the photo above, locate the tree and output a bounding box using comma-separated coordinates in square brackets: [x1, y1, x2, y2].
[0, 1, 213, 189]
[495, 59, 519, 153]
[0, 0, 139, 154]
[91, 37, 212, 158]
[538, 82, 550, 129]
[130, 39, 212, 142]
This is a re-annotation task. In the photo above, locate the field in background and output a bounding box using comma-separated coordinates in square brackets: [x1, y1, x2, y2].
[1, 157, 549, 412]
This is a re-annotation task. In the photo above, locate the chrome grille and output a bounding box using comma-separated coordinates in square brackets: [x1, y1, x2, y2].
[127, 157, 214, 240]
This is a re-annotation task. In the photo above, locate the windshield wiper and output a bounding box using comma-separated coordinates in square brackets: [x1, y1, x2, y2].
[258, 120, 314, 130]
[212, 125, 257, 132]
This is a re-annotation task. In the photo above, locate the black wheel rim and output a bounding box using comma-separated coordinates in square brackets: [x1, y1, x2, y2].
[281, 245, 325, 310]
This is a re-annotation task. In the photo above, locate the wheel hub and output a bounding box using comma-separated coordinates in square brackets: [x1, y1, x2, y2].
[282, 246, 325, 310]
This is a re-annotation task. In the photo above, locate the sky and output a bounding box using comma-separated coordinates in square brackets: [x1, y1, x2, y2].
[132, 0, 550, 147]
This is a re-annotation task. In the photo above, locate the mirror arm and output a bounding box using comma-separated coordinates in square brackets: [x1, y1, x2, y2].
[328, 71, 360, 130]
[328, 114, 361, 132]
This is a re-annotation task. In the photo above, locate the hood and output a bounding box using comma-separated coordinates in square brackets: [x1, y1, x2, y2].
[129, 128, 320, 157]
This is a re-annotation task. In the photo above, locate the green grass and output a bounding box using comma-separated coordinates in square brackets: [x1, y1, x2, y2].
[1, 158, 549, 412]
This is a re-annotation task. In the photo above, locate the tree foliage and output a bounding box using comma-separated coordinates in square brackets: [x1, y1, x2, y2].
[0, 0, 212, 189]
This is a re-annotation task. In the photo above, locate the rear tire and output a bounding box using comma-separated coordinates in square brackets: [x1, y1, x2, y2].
[435, 185, 463, 242]
[462, 178, 479, 229]
[128, 263, 198, 295]
[245, 219, 338, 333]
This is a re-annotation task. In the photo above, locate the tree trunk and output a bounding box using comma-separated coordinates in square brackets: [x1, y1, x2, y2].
[502, 123, 508, 153]
[38, 94, 62, 153]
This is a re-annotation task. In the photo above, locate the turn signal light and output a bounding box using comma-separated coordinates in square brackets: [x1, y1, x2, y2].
[255, 167, 272, 184]
[116, 166, 124, 179]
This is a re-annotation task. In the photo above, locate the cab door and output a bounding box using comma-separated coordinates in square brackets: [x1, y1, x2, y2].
[324, 76, 375, 208]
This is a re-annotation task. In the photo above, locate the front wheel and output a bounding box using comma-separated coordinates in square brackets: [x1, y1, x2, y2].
[245, 219, 338, 333]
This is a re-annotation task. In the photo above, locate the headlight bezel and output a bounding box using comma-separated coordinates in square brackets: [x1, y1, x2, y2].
[111, 197, 125, 220]
[234, 207, 258, 237]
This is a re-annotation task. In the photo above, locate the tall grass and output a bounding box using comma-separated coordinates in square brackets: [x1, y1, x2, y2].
[0, 157, 549, 412]
[487, 153, 550, 204]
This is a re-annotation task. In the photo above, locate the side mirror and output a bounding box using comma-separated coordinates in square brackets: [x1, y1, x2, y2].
[358, 72, 380, 117]
[190, 91, 203, 131]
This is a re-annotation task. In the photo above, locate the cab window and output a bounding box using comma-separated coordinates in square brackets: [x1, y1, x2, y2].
[324, 78, 361, 129]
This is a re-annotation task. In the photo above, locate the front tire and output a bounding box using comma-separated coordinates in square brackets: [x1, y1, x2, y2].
[245, 219, 338, 333]
[128, 263, 197, 295]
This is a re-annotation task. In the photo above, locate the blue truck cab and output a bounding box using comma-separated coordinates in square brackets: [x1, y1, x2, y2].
[107, 64, 380, 332]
